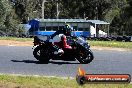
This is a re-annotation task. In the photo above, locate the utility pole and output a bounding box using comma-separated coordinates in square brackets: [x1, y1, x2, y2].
[42, 0, 59, 19]
[42, 0, 47, 19]
[56, 0, 60, 19]
[96, 0, 98, 20]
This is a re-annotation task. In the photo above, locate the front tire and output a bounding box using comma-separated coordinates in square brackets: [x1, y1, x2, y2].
[33, 46, 50, 63]
[77, 49, 94, 64]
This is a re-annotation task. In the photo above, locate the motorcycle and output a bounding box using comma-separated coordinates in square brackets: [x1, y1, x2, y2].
[33, 35, 94, 64]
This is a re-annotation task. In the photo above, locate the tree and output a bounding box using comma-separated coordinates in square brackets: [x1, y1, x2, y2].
[2, 0, 132, 36]
[110, 0, 132, 35]
[0, 0, 19, 35]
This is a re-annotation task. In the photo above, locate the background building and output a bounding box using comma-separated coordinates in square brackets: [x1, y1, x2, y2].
[25, 19, 110, 37]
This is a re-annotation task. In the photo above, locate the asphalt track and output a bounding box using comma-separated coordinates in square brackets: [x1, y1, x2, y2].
[0, 46, 132, 78]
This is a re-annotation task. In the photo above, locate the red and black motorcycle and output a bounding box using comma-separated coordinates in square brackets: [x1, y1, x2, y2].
[33, 35, 94, 64]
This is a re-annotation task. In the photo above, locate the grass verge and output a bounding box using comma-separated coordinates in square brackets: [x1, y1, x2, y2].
[88, 40, 132, 49]
[0, 74, 131, 88]
[0, 37, 33, 42]
[0, 37, 132, 49]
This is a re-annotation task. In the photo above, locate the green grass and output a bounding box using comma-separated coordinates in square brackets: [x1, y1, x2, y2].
[0, 37, 132, 49]
[0, 75, 131, 88]
[0, 37, 33, 42]
[88, 40, 132, 49]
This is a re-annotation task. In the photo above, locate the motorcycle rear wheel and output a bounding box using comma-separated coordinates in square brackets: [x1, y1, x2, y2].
[33, 46, 50, 63]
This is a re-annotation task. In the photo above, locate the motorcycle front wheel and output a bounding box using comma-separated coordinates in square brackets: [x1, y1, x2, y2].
[33, 46, 50, 63]
[77, 49, 94, 64]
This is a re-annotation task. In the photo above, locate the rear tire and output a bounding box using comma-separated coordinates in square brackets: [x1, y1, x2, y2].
[77, 49, 94, 64]
[33, 46, 50, 63]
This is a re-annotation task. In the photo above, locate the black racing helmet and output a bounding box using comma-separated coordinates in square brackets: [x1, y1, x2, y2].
[63, 24, 73, 36]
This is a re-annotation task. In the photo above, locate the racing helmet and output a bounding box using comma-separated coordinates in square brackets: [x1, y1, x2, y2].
[63, 24, 73, 36]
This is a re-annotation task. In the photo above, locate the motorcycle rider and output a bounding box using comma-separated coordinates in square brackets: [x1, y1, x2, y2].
[49, 24, 73, 55]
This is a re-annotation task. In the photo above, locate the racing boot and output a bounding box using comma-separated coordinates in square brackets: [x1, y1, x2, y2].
[54, 49, 64, 56]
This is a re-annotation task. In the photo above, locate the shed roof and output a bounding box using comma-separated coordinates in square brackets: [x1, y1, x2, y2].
[87, 20, 110, 24]
[39, 19, 110, 25]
